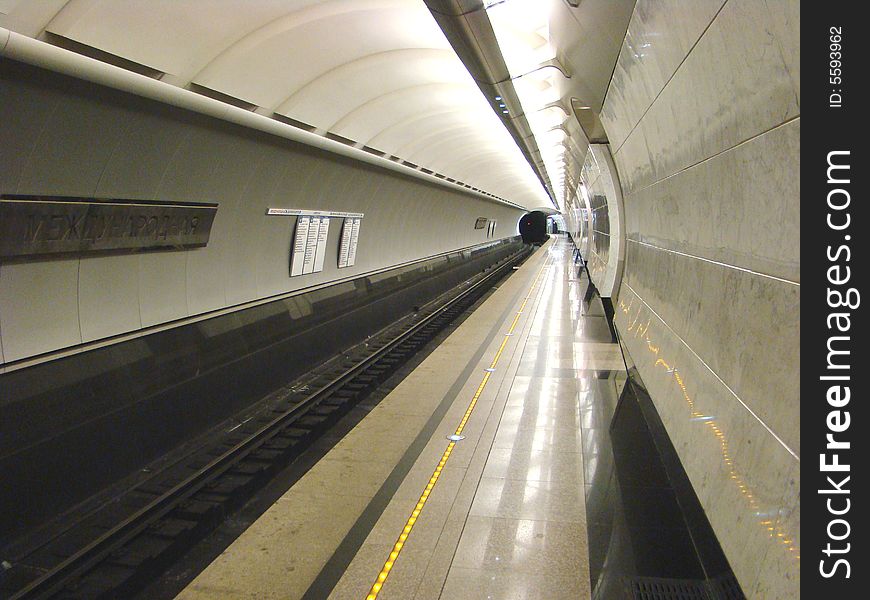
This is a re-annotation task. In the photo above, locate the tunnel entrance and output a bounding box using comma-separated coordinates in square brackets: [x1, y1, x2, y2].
[518, 210, 549, 244]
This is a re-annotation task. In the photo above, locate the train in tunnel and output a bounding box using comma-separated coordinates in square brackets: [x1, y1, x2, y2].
[518, 210, 550, 245]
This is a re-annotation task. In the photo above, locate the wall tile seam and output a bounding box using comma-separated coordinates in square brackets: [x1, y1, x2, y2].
[87, 112, 148, 338]
[621, 280, 800, 462]
[604, 0, 732, 156]
[619, 114, 800, 199]
[626, 238, 799, 286]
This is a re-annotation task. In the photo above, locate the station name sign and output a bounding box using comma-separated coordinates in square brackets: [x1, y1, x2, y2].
[0, 195, 218, 259]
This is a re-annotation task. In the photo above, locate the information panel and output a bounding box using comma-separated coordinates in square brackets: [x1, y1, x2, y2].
[312, 216, 330, 272]
[281, 209, 363, 276]
[337, 218, 353, 268]
[301, 217, 321, 275]
[290, 216, 311, 276]
[345, 218, 361, 267]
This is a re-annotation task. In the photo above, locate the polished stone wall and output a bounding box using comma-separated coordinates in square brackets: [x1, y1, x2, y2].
[599, 0, 800, 596]
[0, 59, 524, 366]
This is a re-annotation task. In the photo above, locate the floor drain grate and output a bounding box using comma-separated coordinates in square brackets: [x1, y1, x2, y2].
[628, 575, 745, 600]
[630, 578, 709, 600]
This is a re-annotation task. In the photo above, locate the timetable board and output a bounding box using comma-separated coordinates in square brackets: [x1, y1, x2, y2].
[338, 217, 361, 268]
[290, 215, 330, 277]
[276, 209, 363, 277]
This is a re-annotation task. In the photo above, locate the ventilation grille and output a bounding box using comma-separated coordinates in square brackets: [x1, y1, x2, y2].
[631, 578, 708, 600]
[628, 576, 744, 600]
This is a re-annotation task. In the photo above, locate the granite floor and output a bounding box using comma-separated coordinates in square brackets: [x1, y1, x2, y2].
[176, 236, 625, 600]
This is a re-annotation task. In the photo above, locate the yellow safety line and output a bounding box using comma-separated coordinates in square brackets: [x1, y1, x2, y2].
[364, 256, 550, 600]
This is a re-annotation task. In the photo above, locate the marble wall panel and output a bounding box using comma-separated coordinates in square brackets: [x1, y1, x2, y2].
[609, 125, 653, 200]
[15, 87, 135, 197]
[624, 119, 800, 283]
[93, 106, 191, 200]
[623, 240, 799, 455]
[615, 283, 799, 598]
[615, 0, 799, 196]
[138, 251, 189, 328]
[601, 0, 800, 595]
[78, 254, 142, 342]
[750, 461, 800, 599]
[0, 259, 81, 362]
[601, 0, 726, 152]
[0, 65, 62, 193]
[763, 0, 800, 108]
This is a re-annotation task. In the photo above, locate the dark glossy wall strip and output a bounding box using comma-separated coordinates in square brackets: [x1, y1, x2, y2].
[576, 266, 744, 599]
[0, 238, 523, 547]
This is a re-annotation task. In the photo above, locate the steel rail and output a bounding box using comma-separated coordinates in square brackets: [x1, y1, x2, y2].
[10, 247, 530, 600]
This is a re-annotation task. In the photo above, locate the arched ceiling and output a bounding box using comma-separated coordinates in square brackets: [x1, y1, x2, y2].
[483, 0, 634, 208]
[0, 0, 551, 209]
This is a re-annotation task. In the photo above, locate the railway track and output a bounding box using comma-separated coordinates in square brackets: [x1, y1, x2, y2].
[3, 246, 531, 600]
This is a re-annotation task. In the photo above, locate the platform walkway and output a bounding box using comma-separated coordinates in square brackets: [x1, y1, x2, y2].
[177, 236, 625, 599]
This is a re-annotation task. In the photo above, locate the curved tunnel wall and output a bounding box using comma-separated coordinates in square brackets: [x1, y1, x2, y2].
[596, 0, 800, 597]
[579, 144, 625, 299]
[0, 58, 525, 367]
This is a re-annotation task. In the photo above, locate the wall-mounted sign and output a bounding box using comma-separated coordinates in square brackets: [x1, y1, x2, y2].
[278, 208, 364, 277]
[290, 216, 330, 277]
[290, 216, 311, 276]
[312, 217, 330, 272]
[487, 220, 497, 238]
[267, 208, 364, 219]
[474, 217, 488, 229]
[0, 195, 218, 259]
[339, 217, 361, 268]
[282, 209, 361, 276]
[337, 218, 352, 268]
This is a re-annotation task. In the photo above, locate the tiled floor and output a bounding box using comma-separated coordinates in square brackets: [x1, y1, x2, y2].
[176, 236, 626, 600]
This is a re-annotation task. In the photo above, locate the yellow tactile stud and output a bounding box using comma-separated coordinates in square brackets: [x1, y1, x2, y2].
[364, 257, 550, 599]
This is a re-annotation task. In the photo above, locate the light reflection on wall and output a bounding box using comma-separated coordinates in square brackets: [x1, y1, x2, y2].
[618, 297, 799, 563]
